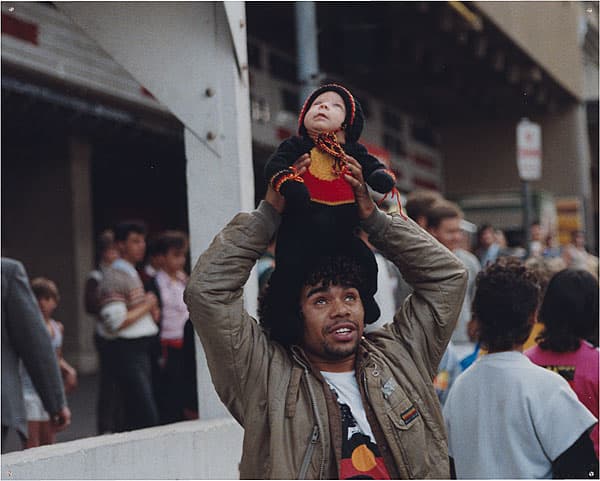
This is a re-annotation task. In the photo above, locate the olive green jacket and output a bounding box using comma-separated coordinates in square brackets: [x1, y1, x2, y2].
[184, 201, 467, 479]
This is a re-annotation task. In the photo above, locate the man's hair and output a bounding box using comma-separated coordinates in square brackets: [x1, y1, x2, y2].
[114, 220, 147, 242]
[154, 230, 189, 256]
[259, 254, 367, 347]
[477, 223, 493, 239]
[97, 229, 115, 254]
[537, 269, 599, 352]
[426, 200, 463, 229]
[405, 189, 442, 222]
[473, 257, 541, 352]
[31, 277, 60, 303]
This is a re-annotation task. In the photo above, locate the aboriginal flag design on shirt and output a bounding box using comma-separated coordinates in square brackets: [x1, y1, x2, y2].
[338, 402, 391, 479]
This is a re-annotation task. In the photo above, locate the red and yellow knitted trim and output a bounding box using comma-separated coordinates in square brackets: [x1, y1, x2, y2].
[376, 169, 408, 220]
[269, 166, 304, 193]
[312, 132, 348, 176]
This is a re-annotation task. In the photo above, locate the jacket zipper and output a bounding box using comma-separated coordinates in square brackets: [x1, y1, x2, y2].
[361, 370, 370, 403]
[293, 352, 326, 479]
[298, 424, 319, 479]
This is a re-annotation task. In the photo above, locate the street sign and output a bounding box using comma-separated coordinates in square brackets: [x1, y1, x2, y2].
[516, 118, 542, 181]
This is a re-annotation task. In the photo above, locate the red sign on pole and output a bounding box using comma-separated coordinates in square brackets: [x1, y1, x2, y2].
[516, 118, 542, 181]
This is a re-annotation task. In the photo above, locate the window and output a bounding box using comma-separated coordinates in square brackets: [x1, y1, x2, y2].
[382, 110, 401, 130]
[248, 43, 262, 69]
[269, 52, 296, 83]
[281, 88, 299, 112]
[411, 123, 439, 148]
[383, 133, 406, 155]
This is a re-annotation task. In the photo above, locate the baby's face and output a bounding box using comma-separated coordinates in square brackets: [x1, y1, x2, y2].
[304, 91, 346, 138]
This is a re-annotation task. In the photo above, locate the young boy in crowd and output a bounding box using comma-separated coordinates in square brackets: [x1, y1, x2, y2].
[21, 277, 77, 448]
[147, 230, 190, 424]
[443, 258, 598, 479]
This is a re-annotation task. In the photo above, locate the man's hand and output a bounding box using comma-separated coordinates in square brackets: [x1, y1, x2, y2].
[145, 292, 158, 309]
[62, 364, 78, 394]
[265, 154, 311, 214]
[51, 406, 71, 432]
[343, 155, 376, 220]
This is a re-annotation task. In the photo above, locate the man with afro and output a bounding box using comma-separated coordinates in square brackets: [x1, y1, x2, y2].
[185, 156, 468, 479]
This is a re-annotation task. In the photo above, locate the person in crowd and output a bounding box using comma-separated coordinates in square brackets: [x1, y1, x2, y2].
[396, 189, 443, 303]
[426, 200, 481, 363]
[404, 190, 463, 404]
[494, 228, 507, 251]
[1, 258, 70, 446]
[140, 235, 164, 286]
[460, 253, 568, 369]
[84, 230, 120, 315]
[444, 258, 598, 479]
[475, 223, 501, 267]
[404, 189, 443, 229]
[84, 229, 124, 434]
[563, 230, 599, 279]
[148, 230, 190, 424]
[184, 156, 467, 479]
[529, 220, 544, 257]
[20, 278, 77, 448]
[522, 255, 567, 350]
[526, 268, 599, 458]
[181, 319, 198, 420]
[257, 235, 276, 297]
[97, 220, 160, 431]
[355, 229, 397, 334]
[542, 232, 561, 258]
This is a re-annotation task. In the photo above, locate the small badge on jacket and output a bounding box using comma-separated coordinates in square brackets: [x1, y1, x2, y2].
[400, 406, 419, 425]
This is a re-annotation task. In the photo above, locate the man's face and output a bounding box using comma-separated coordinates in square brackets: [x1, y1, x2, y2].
[429, 217, 462, 252]
[530, 224, 542, 241]
[303, 91, 347, 137]
[299, 281, 365, 370]
[480, 227, 495, 248]
[119, 232, 146, 264]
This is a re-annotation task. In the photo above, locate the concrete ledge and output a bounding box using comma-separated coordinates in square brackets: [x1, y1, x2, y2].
[1, 418, 243, 479]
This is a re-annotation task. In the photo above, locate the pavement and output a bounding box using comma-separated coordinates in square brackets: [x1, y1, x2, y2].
[2, 373, 99, 454]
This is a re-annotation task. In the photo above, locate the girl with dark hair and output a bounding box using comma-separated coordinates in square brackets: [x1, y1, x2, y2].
[526, 269, 599, 458]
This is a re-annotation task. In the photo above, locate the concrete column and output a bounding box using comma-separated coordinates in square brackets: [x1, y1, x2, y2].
[57, 1, 255, 420]
[184, 4, 255, 420]
[295, 1, 320, 105]
[573, 103, 595, 248]
[68, 137, 97, 373]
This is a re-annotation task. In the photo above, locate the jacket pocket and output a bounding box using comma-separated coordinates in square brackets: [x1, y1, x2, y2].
[385, 397, 429, 478]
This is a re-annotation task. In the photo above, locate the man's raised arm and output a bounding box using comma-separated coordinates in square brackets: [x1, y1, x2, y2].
[344, 156, 467, 376]
[183, 200, 281, 422]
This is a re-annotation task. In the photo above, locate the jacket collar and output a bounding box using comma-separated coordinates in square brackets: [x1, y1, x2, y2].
[290, 340, 373, 377]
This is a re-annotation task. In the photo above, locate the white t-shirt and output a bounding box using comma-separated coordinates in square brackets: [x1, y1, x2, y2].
[443, 350, 597, 479]
[321, 370, 375, 442]
[365, 253, 399, 333]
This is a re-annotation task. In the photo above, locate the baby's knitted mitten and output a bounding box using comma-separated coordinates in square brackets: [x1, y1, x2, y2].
[367, 169, 395, 194]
